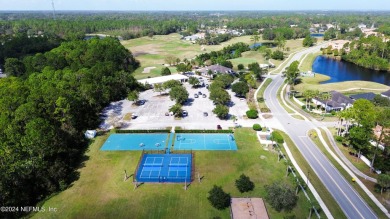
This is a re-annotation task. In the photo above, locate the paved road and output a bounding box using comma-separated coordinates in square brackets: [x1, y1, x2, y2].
[263, 45, 377, 219]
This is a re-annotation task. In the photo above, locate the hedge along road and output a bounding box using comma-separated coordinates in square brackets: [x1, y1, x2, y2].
[263, 44, 377, 219]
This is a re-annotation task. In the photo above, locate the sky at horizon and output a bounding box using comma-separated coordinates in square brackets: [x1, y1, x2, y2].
[0, 0, 390, 11]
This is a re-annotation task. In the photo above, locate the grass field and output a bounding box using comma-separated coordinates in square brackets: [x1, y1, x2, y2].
[122, 34, 306, 79]
[299, 52, 321, 72]
[257, 78, 272, 110]
[32, 128, 320, 219]
[294, 74, 390, 93]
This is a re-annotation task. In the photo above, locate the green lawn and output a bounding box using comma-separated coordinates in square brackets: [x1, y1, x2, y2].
[32, 128, 318, 219]
[299, 52, 321, 72]
[257, 78, 272, 110]
[295, 73, 389, 93]
[123, 34, 306, 79]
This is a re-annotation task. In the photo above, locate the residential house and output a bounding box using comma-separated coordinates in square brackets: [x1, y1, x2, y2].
[358, 23, 367, 29]
[312, 91, 354, 111]
[349, 92, 376, 101]
[197, 65, 234, 77]
[381, 89, 390, 99]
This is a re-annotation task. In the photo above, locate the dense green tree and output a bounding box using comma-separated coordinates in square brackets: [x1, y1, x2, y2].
[127, 90, 139, 102]
[161, 67, 171, 76]
[373, 95, 390, 107]
[265, 182, 298, 212]
[169, 86, 189, 104]
[163, 79, 182, 89]
[209, 88, 230, 105]
[285, 61, 300, 89]
[271, 50, 284, 60]
[213, 104, 229, 119]
[169, 104, 183, 117]
[207, 185, 231, 210]
[324, 27, 337, 40]
[4, 58, 25, 77]
[176, 63, 192, 73]
[189, 76, 200, 87]
[378, 174, 390, 194]
[220, 60, 233, 69]
[0, 37, 140, 213]
[302, 35, 315, 47]
[235, 174, 255, 193]
[231, 81, 249, 97]
[237, 63, 244, 70]
[214, 74, 234, 89]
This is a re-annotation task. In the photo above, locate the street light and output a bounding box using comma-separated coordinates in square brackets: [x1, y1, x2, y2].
[307, 170, 310, 186]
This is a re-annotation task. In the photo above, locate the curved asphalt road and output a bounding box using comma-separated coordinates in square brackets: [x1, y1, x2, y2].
[264, 45, 377, 219]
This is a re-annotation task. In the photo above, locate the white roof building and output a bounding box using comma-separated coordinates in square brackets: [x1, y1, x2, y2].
[138, 74, 189, 86]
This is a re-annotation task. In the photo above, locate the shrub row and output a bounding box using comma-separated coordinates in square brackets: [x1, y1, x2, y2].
[175, 130, 233, 133]
[115, 129, 170, 133]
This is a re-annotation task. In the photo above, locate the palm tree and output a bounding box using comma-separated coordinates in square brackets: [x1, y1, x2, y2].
[302, 89, 313, 110]
[371, 108, 390, 172]
[250, 31, 260, 46]
[320, 92, 332, 119]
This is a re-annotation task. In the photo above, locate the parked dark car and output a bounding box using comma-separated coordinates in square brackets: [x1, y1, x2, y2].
[203, 112, 208, 117]
[202, 94, 207, 98]
[194, 94, 199, 98]
[182, 110, 188, 117]
[198, 91, 202, 95]
[217, 125, 222, 130]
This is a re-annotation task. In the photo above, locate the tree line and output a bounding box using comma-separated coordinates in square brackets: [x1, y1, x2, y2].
[0, 37, 140, 217]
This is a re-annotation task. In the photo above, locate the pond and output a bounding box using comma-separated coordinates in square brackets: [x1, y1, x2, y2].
[310, 33, 324, 38]
[249, 42, 276, 49]
[312, 55, 390, 85]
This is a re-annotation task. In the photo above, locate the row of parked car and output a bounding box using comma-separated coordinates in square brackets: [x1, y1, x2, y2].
[194, 91, 207, 98]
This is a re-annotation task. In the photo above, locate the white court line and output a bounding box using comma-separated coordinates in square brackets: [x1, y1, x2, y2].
[204, 134, 206, 149]
[227, 134, 232, 150]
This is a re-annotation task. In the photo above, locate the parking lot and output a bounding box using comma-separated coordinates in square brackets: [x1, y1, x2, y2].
[100, 80, 250, 130]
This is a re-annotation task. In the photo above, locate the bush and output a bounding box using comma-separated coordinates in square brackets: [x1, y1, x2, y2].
[260, 107, 270, 113]
[271, 131, 284, 144]
[115, 130, 170, 133]
[271, 50, 284, 60]
[265, 182, 298, 212]
[235, 174, 255, 193]
[257, 97, 265, 102]
[301, 105, 306, 110]
[246, 109, 258, 119]
[175, 130, 233, 133]
[208, 185, 231, 210]
[253, 124, 262, 131]
[335, 136, 343, 142]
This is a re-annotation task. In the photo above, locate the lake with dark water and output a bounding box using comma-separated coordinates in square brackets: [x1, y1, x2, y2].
[312, 55, 390, 85]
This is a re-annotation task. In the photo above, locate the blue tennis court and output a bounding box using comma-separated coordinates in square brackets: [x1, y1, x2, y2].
[174, 133, 237, 150]
[100, 133, 169, 150]
[136, 154, 192, 183]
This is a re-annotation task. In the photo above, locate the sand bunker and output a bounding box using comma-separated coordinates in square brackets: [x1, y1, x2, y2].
[142, 67, 156, 73]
